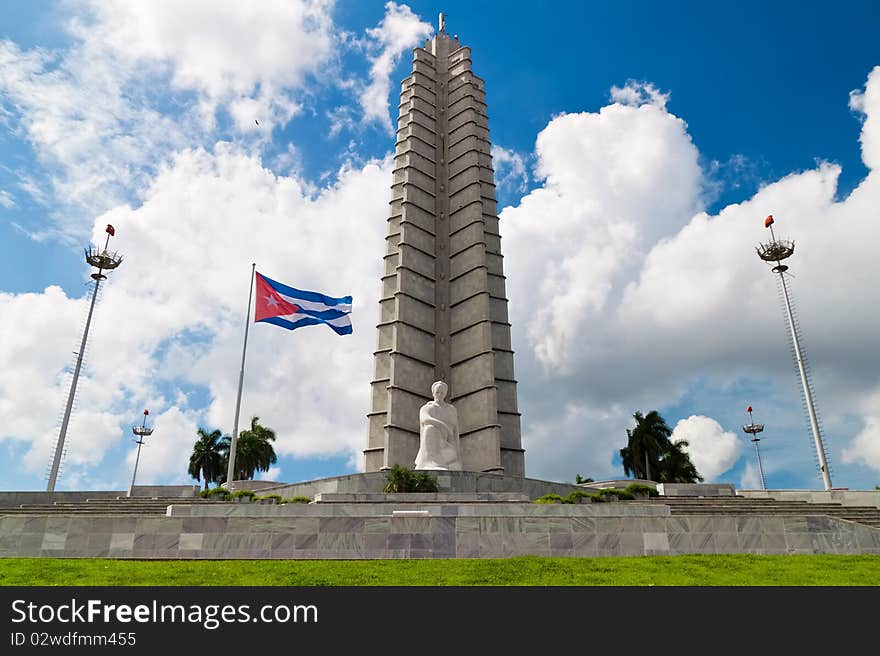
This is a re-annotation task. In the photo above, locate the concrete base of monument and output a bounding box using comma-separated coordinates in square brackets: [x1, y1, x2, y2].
[3, 480, 880, 559]
[235, 470, 586, 500]
[2, 499, 879, 558]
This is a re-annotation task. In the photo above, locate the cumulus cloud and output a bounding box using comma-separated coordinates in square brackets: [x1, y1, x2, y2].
[0, 0, 336, 232]
[500, 66, 880, 484]
[842, 418, 880, 470]
[610, 80, 670, 111]
[849, 65, 880, 170]
[842, 389, 880, 471]
[0, 286, 98, 475]
[503, 98, 702, 373]
[670, 415, 742, 481]
[0, 146, 391, 488]
[360, 2, 432, 131]
[84, 0, 334, 102]
[124, 406, 200, 485]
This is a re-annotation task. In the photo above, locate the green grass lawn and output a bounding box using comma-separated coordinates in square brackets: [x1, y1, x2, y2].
[1, 554, 878, 585]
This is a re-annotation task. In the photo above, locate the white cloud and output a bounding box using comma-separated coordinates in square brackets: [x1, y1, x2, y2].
[610, 80, 670, 111]
[0, 0, 337, 232]
[124, 406, 199, 485]
[0, 37, 189, 221]
[0, 285, 106, 474]
[503, 98, 702, 373]
[500, 66, 880, 484]
[360, 2, 432, 132]
[0, 145, 391, 487]
[81, 0, 334, 107]
[670, 415, 742, 481]
[842, 417, 880, 470]
[0, 190, 15, 208]
[842, 390, 880, 470]
[739, 462, 762, 491]
[327, 105, 356, 137]
[850, 66, 880, 170]
[491, 145, 529, 194]
[258, 467, 282, 482]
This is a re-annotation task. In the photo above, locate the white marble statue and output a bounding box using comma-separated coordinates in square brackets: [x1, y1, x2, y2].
[414, 381, 463, 470]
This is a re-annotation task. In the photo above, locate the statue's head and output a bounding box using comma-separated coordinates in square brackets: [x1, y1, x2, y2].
[431, 381, 448, 402]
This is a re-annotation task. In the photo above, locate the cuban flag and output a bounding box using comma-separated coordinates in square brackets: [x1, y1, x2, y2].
[254, 271, 352, 335]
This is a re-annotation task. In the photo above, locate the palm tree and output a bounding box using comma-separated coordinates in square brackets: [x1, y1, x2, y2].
[657, 439, 704, 483]
[620, 410, 673, 481]
[220, 416, 277, 481]
[188, 428, 225, 490]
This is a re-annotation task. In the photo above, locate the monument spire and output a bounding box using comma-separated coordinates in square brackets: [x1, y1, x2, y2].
[365, 26, 525, 476]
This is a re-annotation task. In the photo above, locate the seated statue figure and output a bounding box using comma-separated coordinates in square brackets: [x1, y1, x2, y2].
[414, 381, 463, 470]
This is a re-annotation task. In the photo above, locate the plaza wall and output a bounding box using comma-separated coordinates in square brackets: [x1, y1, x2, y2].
[2, 503, 878, 559]
[738, 489, 880, 508]
[248, 471, 583, 500]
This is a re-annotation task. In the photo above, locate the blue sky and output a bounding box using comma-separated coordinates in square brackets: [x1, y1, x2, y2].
[1, 0, 879, 492]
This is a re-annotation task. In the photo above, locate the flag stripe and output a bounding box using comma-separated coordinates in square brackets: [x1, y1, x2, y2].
[263, 308, 352, 327]
[260, 315, 353, 335]
[259, 272, 352, 307]
[276, 293, 352, 315]
[297, 307, 349, 321]
[254, 270, 352, 336]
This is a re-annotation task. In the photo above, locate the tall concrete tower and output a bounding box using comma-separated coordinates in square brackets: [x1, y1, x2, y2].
[364, 19, 525, 476]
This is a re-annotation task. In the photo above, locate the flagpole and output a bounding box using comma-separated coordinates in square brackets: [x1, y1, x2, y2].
[227, 262, 256, 491]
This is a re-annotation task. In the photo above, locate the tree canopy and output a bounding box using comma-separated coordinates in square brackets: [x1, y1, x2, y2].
[620, 410, 703, 483]
[189, 416, 278, 487]
[188, 428, 225, 490]
[219, 415, 277, 482]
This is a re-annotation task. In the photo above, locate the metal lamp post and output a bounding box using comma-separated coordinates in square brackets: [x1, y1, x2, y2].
[742, 406, 767, 491]
[128, 409, 153, 497]
[47, 224, 123, 493]
[756, 214, 832, 490]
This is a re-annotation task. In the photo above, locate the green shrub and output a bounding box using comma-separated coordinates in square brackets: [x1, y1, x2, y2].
[280, 496, 312, 504]
[230, 489, 256, 500]
[562, 489, 595, 504]
[536, 490, 606, 504]
[255, 494, 282, 504]
[202, 487, 230, 500]
[624, 483, 658, 498]
[535, 493, 564, 504]
[383, 465, 438, 493]
[597, 488, 634, 501]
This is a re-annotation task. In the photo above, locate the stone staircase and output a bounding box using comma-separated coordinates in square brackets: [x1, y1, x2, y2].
[647, 495, 880, 528]
[3, 494, 879, 530]
[0, 497, 225, 516]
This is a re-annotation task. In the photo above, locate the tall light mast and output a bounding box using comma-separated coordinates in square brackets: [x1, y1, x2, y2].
[756, 215, 832, 490]
[47, 224, 123, 493]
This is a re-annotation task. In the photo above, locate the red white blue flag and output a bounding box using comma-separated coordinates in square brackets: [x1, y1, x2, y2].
[254, 272, 352, 335]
